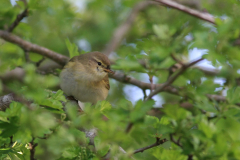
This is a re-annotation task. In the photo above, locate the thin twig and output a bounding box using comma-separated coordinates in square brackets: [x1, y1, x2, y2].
[103, 0, 215, 56]
[170, 54, 184, 66]
[188, 154, 193, 160]
[177, 137, 182, 145]
[146, 58, 204, 100]
[142, 89, 147, 100]
[125, 122, 134, 133]
[36, 57, 46, 67]
[168, 63, 182, 80]
[149, 75, 154, 93]
[24, 50, 30, 62]
[137, 59, 220, 76]
[170, 134, 182, 148]
[29, 138, 38, 160]
[110, 72, 179, 95]
[133, 138, 167, 154]
[7, 8, 28, 32]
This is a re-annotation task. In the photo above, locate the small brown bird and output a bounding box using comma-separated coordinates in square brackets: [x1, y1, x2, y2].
[60, 51, 113, 104]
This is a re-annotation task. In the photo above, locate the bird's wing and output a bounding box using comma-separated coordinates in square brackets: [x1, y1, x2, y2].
[103, 75, 110, 90]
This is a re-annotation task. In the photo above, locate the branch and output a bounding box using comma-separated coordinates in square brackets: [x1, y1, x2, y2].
[0, 93, 29, 111]
[0, 64, 227, 111]
[137, 59, 220, 77]
[29, 138, 38, 160]
[125, 122, 134, 133]
[0, 93, 15, 111]
[188, 154, 193, 160]
[206, 94, 226, 102]
[0, 30, 69, 66]
[146, 58, 204, 100]
[170, 54, 184, 66]
[154, 0, 215, 24]
[133, 138, 167, 154]
[0, 70, 180, 110]
[110, 72, 179, 95]
[170, 134, 182, 148]
[7, 8, 28, 32]
[103, 0, 215, 56]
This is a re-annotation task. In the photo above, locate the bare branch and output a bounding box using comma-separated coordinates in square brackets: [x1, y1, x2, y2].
[154, 0, 215, 24]
[170, 134, 182, 148]
[206, 94, 226, 102]
[7, 8, 28, 32]
[188, 154, 193, 160]
[29, 138, 38, 160]
[133, 138, 167, 154]
[137, 59, 220, 77]
[125, 122, 134, 133]
[24, 50, 30, 62]
[110, 72, 179, 95]
[0, 67, 25, 83]
[170, 54, 184, 66]
[146, 58, 204, 100]
[103, 0, 215, 56]
[36, 57, 46, 67]
[0, 30, 69, 65]
[0, 93, 16, 111]
[0, 93, 29, 111]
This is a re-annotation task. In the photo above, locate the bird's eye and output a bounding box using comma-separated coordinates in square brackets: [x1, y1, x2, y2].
[97, 62, 102, 66]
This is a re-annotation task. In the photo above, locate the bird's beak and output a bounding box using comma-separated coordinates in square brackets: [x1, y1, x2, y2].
[104, 69, 114, 74]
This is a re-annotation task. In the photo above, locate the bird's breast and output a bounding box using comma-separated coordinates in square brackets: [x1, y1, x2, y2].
[60, 68, 108, 104]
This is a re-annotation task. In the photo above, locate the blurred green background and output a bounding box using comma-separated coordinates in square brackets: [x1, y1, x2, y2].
[1, 0, 240, 159]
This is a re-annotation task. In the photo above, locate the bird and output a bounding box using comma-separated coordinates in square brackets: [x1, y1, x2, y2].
[60, 51, 114, 105]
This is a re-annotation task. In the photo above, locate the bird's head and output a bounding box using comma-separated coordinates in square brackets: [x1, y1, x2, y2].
[68, 51, 114, 81]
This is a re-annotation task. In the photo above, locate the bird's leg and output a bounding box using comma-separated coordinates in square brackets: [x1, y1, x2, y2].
[66, 95, 77, 101]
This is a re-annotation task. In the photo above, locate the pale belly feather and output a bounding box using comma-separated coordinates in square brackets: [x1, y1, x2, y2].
[60, 69, 108, 104]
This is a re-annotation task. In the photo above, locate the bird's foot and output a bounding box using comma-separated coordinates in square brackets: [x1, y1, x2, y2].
[66, 96, 77, 101]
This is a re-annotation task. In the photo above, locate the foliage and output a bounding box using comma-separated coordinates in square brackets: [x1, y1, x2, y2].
[1, 0, 240, 159]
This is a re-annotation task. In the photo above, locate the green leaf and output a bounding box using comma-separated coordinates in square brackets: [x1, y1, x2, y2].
[94, 136, 110, 157]
[62, 147, 78, 158]
[157, 124, 174, 135]
[195, 100, 217, 113]
[112, 59, 146, 72]
[153, 24, 176, 40]
[227, 87, 240, 104]
[65, 39, 79, 58]
[98, 100, 112, 118]
[118, 99, 133, 110]
[39, 98, 63, 109]
[145, 115, 159, 128]
[99, 100, 112, 112]
[5, 102, 23, 117]
[65, 101, 79, 121]
[130, 100, 154, 122]
[51, 90, 67, 102]
[0, 123, 18, 138]
[198, 118, 216, 138]
[163, 104, 192, 120]
[159, 116, 170, 125]
[216, 117, 240, 141]
[152, 147, 187, 160]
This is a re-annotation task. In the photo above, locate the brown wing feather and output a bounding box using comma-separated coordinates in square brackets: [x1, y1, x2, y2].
[103, 75, 110, 90]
